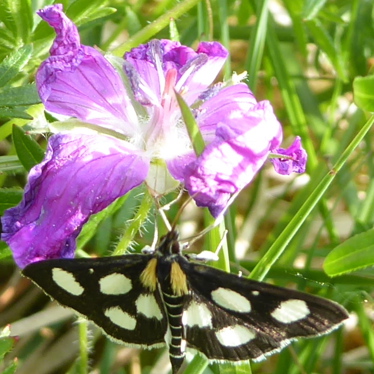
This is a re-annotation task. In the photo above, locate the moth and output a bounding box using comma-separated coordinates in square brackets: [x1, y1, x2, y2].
[23, 229, 348, 374]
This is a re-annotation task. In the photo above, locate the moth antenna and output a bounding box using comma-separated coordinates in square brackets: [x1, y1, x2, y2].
[153, 196, 173, 232]
[159, 187, 184, 212]
[151, 220, 160, 251]
[181, 190, 240, 246]
[213, 229, 228, 256]
[152, 189, 186, 238]
[158, 206, 172, 232]
[170, 193, 196, 230]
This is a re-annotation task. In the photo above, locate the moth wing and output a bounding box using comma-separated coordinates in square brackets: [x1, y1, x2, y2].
[179, 260, 348, 362]
[23, 255, 168, 348]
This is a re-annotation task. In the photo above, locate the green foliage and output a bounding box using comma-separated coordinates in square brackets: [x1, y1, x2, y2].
[65, 0, 117, 30]
[0, 45, 33, 87]
[324, 228, 374, 276]
[0, 327, 17, 374]
[175, 91, 206, 156]
[0, 0, 32, 50]
[0, 0, 373, 374]
[354, 75, 374, 112]
[12, 125, 44, 171]
[0, 189, 23, 215]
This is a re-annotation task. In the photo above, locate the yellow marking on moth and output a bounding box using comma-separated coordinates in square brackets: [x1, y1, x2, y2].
[170, 262, 188, 296]
[140, 258, 158, 291]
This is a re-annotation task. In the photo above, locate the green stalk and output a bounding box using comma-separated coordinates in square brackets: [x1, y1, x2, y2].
[250, 114, 374, 281]
[79, 321, 89, 374]
[112, 189, 153, 255]
[245, 0, 269, 90]
[112, 0, 202, 56]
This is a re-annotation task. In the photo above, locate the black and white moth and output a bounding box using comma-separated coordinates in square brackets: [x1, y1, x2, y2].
[22, 229, 348, 374]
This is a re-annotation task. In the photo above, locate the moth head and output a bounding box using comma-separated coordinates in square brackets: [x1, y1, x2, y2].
[158, 230, 181, 255]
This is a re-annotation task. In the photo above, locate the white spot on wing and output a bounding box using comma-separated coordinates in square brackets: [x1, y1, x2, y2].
[271, 299, 310, 323]
[211, 288, 251, 313]
[135, 294, 163, 320]
[216, 325, 256, 347]
[182, 301, 213, 328]
[99, 273, 132, 295]
[104, 307, 136, 330]
[52, 268, 84, 296]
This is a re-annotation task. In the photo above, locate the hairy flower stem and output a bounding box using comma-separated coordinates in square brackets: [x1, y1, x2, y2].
[113, 189, 154, 255]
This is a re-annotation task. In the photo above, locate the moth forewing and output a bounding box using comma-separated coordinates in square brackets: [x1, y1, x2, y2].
[22, 255, 169, 348]
[181, 260, 348, 362]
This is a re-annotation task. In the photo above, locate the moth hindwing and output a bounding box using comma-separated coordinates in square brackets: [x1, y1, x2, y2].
[22, 229, 348, 374]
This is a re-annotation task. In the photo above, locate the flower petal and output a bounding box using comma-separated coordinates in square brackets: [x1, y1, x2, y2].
[124, 40, 228, 107]
[182, 42, 228, 104]
[167, 84, 259, 182]
[1, 133, 149, 268]
[36, 4, 137, 136]
[197, 84, 258, 143]
[167, 152, 197, 182]
[185, 101, 282, 217]
[270, 136, 307, 174]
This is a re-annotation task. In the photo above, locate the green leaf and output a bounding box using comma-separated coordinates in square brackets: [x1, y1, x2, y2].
[0, 85, 40, 106]
[0, 107, 33, 120]
[210, 362, 252, 374]
[77, 195, 129, 251]
[0, 0, 33, 44]
[175, 91, 205, 156]
[67, 0, 116, 26]
[0, 241, 12, 261]
[125, 6, 142, 35]
[324, 228, 374, 276]
[1, 361, 18, 374]
[0, 188, 23, 215]
[306, 18, 348, 82]
[0, 45, 33, 87]
[0, 156, 24, 173]
[82, 7, 117, 25]
[12, 125, 45, 172]
[353, 75, 374, 112]
[0, 327, 17, 374]
[302, 0, 327, 20]
[169, 18, 180, 41]
[0, 29, 16, 54]
[0, 336, 13, 361]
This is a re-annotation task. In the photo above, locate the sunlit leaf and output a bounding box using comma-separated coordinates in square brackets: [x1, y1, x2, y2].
[12, 125, 44, 171]
[353, 75, 374, 112]
[0, 45, 33, 87]
[324, 228, 374, 276]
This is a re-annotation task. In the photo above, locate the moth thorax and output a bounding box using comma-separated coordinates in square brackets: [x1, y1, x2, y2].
[170, 262, 188, 296]
[140, 258, 158, 291]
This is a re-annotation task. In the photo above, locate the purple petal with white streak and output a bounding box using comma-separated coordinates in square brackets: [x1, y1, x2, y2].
[124, 40, 228, 107]
[1, 133, 149, 268]
[36, 4, 137, 136]
[197, 84, 258, 142]
[185, 100, 282, 217]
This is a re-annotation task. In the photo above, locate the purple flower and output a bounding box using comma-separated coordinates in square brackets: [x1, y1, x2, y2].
[270, 136, 307, 175]
[1, 4, 305, 268]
